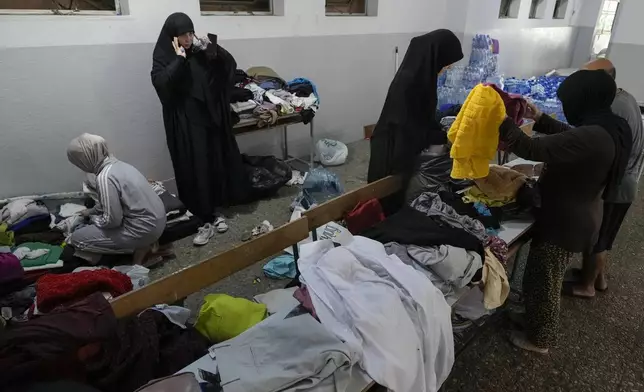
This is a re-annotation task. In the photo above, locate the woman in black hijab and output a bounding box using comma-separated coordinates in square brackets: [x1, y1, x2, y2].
[498, 69, 632, 354]
[151, 13, 249, 246]
[367, 30, 464, 185]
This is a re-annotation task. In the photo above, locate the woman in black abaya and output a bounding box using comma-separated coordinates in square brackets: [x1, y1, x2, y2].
[367, 30, 463, 210]
[151, 13, 248, 246]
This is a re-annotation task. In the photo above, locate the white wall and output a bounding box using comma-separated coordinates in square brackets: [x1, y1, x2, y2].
[457, 0, 584, 77]
[0, 0, 449, 197]
[610, 0, 643, 45]
[569, 0, 603, 67]
[0, 0, 594, 197]
[0, 0, 449, 48]
[608, 0, 644, 102]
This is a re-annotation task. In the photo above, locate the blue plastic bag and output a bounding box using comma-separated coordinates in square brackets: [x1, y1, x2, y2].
[263, 254, 297, 279]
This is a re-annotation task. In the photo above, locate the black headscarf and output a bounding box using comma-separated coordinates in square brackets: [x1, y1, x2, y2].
[368, 30, 463, 183]
[557, 69, 633, 199]
[152, 12, 195, 69]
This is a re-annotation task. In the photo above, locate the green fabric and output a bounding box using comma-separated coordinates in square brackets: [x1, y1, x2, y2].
[0, 223, 14, 246]
[16, 242, 64, 268]
[195, 294, 267, 343]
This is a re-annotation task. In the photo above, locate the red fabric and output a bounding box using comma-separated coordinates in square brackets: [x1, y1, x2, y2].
[345, 198, 386, 235]
[37, 269, 133, 312]
[487, 83, 527, 125]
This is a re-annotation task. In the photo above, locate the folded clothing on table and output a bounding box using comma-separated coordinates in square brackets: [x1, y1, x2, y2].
[230, 100, 257, 114]
[230, 87, 254, 103]
[287, 77, 319, 100]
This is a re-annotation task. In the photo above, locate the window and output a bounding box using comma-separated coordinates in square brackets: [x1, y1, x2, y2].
[529, 0, 546, 19]
[200, 0, 272, 14]
[326, 0, 367, 15]
[498, 0, 520, 19]
[553, 0, 569, 19]
[0, 0, 118, 13]
[592, 0, 620, 57]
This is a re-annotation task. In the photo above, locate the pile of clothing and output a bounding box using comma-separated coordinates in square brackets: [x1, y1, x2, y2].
[0, 293, 209, 392]
[361, 191, 510, 308]
[0, 199, 52, 242]
[297, 237, 454, 392]
[230, 66, 319, 127]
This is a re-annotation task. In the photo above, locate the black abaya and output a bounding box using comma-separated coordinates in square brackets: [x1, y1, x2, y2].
[368, 30, 464, 184]
[151, 13, 249, 223]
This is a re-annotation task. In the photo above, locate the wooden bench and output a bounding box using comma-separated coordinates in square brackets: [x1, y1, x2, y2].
[110, 218, 310, 318]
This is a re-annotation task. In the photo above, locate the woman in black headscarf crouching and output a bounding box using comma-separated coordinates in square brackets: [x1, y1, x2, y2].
[151, 13, 249, 246]
[499, 70, 632, 353]
[367, 29, 464, 212]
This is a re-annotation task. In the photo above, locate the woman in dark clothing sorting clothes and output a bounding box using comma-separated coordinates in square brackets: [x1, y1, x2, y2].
[367, 30, 463, 198]
[499, 70, 632, 354]
[151, 13, 249, 246]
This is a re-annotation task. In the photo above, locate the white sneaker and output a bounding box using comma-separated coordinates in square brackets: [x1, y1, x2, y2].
[193, 223, 215, 246]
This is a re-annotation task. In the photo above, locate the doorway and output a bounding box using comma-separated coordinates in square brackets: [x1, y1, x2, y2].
[591, 0, 620, 58]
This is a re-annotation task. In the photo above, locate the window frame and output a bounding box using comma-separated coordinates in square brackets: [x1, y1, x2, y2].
[553, 0, 569, 20]
[591, 0, 620, 56]
[325, 0, 368, 16]
[200, 0, 273, 16]
[498, 0, 520, 19]
[529, 0, 546, 19]
[0, 0, 122, 15]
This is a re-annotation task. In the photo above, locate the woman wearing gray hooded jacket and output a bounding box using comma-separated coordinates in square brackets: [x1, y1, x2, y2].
[67, 133, 166, 261]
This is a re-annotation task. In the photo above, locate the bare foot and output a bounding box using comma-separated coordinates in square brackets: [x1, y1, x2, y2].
[510, 331, 549, 354]
[571, 284, 596, 298]
[595, 273, 609, 292]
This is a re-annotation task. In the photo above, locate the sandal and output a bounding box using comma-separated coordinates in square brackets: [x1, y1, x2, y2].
[561, 282, 595, 299]
[213, 216, 229, 233]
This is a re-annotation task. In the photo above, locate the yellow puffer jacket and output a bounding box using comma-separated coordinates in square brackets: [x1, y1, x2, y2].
[448, 85, 506, 179]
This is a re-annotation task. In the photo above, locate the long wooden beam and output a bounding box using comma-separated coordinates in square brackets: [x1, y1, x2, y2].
[304, 175, 402, 230]
[111, 218, 310, 318]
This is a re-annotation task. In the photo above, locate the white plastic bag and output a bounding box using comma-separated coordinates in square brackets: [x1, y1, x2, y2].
[113, 265, 151, 289]
[315, 139, 348, 166]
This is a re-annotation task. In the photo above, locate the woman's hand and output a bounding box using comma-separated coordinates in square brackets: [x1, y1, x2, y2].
[172, 37, 186, 58]
[525, 101, 542, 121]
